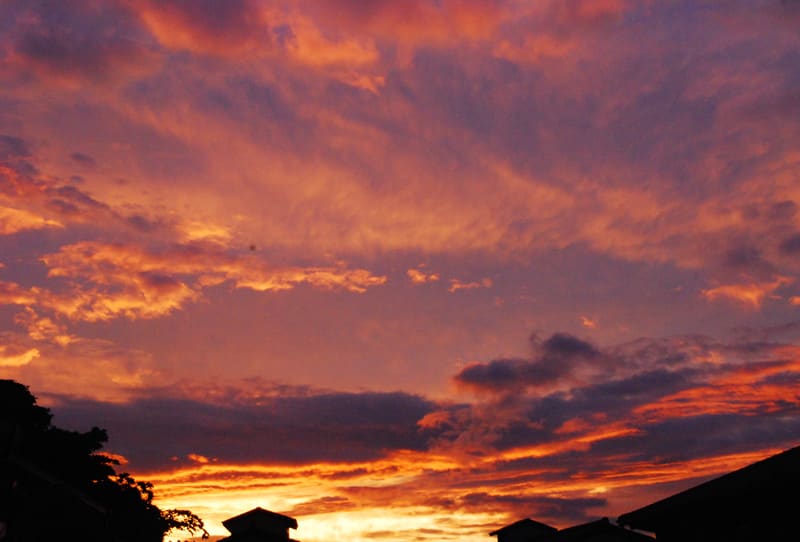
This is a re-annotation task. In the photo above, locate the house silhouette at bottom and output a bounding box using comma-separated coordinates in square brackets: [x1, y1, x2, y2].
[219, 507, 299, 542]
[548, 518, 653, 541]
[617, 445, 800, 541]
[490, 518, 557, 542]
[490, 517, 652, 542]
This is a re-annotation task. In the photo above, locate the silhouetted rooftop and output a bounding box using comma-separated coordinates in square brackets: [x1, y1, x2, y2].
[618, 445, 800, 534]
[547, 518, 653, 541]
[223, 507, 298, 534]
[490, 518, 557, 537]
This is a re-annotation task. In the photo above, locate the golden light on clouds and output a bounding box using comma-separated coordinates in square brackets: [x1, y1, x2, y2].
[0, 346, 39, 367]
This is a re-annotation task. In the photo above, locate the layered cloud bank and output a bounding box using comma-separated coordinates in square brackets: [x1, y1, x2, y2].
[42, 329, 800, 540]
[2, 0, 800, 540]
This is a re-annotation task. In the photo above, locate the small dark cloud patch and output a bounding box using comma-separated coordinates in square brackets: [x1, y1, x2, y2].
[779, 233, 800, 254]
[455, 358, 529, 392]
[48, 185, 106, 209]
[538, 332, 600, 359]
[0, 134, 37, 175]
[11, 1, 150, 82]
[719, 243, 776, 278]
[454, 332, 602, 393]
[70, 152, 96, 168]
[724, 245, 763, 268]
[138, 272, 183, 293]
[0, 134, 31, 160]
[769, 200, 796, 221]
[42, 184, 110, 218]
[126, 214, 161, 233]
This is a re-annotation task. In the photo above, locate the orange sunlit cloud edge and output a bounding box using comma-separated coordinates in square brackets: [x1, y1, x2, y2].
[2, 1, 800, 541]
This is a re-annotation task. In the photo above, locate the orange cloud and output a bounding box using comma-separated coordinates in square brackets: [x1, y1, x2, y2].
[283, 16, 380, 68]
[14, 307, 75, 346]
[0, 331, 163, 403]
[449, 278, 492, 293]
[30, 241, 385, 321]
[132, 0, 272, 56]
[701, 277, 793, 309]
[635, 357, 800, 423]
[493, 34, 577, 63]
[0, 281, 39, 306]
[0, 346, 39, 367]
[0, 164, 117, 230]
[407, 269, 440, 284]
[137, 433, 785, 542]
[0, 205, 62, 235]
[309, 0, 508, 46]
[553, 0, 627, 25]
[187, 453, 212, 464]
[580, 316, 597, 329]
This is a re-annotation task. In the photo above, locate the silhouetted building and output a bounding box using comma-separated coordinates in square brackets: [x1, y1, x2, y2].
[491, 518, 558, 542]
[548, 518, 652, 541]
[220, 507, 299, 542]
[618, 445, 800, 541]
[491, 517, 652, 542]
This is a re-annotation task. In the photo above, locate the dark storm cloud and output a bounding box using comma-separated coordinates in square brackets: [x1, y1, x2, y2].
[454, 332, 602, 393]
[51, 390, 439, 470]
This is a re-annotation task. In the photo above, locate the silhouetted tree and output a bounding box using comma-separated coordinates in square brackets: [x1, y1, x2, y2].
[0, 379, 208, 541]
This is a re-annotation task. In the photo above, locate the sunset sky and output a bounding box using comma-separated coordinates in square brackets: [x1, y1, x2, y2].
[2, 0, 800, 540]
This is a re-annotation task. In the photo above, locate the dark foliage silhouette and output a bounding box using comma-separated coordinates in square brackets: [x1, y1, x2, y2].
[0, 379, 208, 541]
